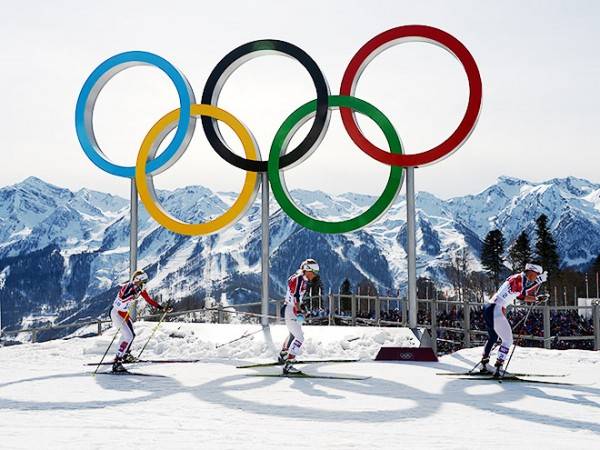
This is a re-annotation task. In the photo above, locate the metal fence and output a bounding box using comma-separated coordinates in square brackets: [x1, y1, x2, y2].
[1, 300, 277, 343]
[2, 295, 599, 355]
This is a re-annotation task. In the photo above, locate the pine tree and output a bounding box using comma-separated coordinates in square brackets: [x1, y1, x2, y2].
[591, 255, 600, 299]
[340, 278, 352, 295]
[591, 254, 600, 275]
[508, 231, 532, 271]
[481, 229, 505, 289]
[535, 214, 560, 276]
[417, 277, 436, 299]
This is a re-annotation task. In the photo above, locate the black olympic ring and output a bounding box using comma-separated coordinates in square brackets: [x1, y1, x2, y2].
[201, 39, 331, 172]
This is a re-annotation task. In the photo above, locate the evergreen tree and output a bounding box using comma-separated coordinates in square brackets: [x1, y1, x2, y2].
[307, 275, 324, 300]
[590, 254, 600, 299]
[417, 277, 436, 299]
[508, 231, 532, 271]
[591, 254, 600, 275]
[535, 214, 560, 276]
[340, 278, 352, 295]
[358, 278, 377, 296]
[481, 229, 505, 289]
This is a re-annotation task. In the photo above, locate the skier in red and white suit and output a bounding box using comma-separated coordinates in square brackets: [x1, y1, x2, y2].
[110, 269, 169, 372]
[278, 259, 320, 374]
[481, 263, 547, 376]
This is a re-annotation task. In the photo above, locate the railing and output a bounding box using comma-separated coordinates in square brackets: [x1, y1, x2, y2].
[1, 300, 283, 343]
[2, 295, 599, 355]
[300, 294, 600, 355]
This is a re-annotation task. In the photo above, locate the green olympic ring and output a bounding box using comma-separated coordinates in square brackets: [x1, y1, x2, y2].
[268, 95, 404, 234]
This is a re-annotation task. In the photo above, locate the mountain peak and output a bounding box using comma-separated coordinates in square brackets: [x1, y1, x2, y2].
[497, 176, 527, 186]
[547, 176, 598, 195]
[20, 176, 52, 188]
[14, 176, 69, 196]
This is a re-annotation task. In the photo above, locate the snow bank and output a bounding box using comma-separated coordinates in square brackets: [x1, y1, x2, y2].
[76, 322, 418, 362]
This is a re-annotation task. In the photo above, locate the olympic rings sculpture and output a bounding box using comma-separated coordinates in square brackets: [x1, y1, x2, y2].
[75, 25, 482, 236]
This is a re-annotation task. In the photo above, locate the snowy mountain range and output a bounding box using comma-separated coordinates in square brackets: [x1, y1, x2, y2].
[1, 175, 600, 333]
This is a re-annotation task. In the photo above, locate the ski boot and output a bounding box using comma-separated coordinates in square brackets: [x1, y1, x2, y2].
[122, 351, 140, 364]
[278, 350, 289, 365]
[283, 358, 300, 375]
[478, 357, 491, 374]
[112, 357, 128, 373]
[492, 359, 504, 379]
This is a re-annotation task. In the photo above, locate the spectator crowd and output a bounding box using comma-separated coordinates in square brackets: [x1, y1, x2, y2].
[304, 300, 596, 354]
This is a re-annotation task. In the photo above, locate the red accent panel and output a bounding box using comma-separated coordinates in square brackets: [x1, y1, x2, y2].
[288, 276, 298, 293]
[508, 274, 523, 293]
[141, 290, 160, 308]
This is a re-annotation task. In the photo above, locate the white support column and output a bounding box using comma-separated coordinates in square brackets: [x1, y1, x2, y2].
[261, 173, 270, 328]
[130, 178, 139, 321]
[406, 167, 417, 328]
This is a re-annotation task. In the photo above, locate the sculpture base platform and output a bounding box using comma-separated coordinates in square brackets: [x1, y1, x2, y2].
[374, 346, 438, 362]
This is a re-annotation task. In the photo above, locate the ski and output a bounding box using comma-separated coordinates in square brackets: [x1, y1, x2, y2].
[437, 371, 567, 378]
[85, 358, 200, 366]
[456, 375, 578, 386]
[92, 371, 168, 378]
[236, 358, 360, 369]
[245, 371, 370, 381]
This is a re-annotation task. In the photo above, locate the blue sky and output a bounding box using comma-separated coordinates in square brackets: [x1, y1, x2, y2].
[1, 0, 599, 199]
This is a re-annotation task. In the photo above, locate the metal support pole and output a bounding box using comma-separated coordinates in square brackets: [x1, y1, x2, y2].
[375, 296, 380, 325]
[351, 294, 357, 326]
[130, 179, 139, 320]
[592, 301, 599, 351]
[463, 300, 471, 348]
[275, 300, 281, 323]
[543, 304, 551, 349]
[97, 319, 102, 336]
[218, 304, 224, 324]
[261, 173, 270, 328]
[585, 273, 589, 298]
[406, 167, 417, 328]
[328, 294, 334, 325]
[431, 298, 438, 356]
[401, 298, 408, 327]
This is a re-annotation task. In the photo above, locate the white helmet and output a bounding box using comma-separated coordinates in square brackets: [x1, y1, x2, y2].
[300, 258, 320, 274]
[525, 263, 543, 274]
[132, 269, 149, 285]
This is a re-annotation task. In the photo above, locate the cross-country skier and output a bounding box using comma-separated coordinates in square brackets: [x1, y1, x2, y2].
[480, 263, 548, 377]
[111, 269, 171, 373]
[278, 258, 320, 375]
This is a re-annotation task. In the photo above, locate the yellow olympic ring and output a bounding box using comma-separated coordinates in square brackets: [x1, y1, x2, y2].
[135, 104, 260, 236]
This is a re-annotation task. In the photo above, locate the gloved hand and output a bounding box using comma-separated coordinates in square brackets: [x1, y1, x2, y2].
[296, 313, 305, 324]
[536, 294, 550, 302]
[536, 271, 548, 284]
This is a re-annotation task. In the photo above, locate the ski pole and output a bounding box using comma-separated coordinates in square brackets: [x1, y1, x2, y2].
[137, 309, 169, 359]
[509, 309, 534, 333]
[504, 295, 548, 374]
[93, 308, 132, 375]
[216, 327, 264, 349]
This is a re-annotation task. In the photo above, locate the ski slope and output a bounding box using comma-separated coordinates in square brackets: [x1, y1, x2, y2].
[1, 323, 599, 449]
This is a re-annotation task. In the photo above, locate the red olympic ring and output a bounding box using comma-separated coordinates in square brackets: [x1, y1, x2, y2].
[340, 24, 483, 167]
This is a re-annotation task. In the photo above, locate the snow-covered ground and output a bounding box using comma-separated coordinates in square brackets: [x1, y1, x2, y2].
[1, 323, 599, 449]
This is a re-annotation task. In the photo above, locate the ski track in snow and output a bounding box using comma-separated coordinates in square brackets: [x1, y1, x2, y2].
[0, 323, 599, 450]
